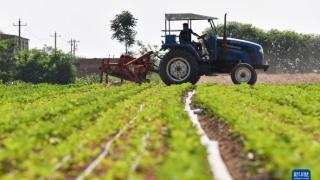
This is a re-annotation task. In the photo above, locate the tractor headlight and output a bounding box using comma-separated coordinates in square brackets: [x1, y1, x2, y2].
[259, 48, 264, 54]
[259, 47, 265, 63]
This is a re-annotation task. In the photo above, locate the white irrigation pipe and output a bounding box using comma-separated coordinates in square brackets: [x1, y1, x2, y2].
[52, 121, 132, 173]
[76, 122, 129, 180]
[185, 91, 233, 180]
[53, 155, 71, 171]
[76, 105, 145, 180]
[127, 132, 149, 180]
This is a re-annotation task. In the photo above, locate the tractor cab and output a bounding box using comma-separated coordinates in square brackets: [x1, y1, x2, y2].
[162, 13, 219, 60]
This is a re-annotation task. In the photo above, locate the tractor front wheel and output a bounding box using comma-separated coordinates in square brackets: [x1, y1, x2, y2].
[159, 50, 200, 85]
[231, 63, 257, 85]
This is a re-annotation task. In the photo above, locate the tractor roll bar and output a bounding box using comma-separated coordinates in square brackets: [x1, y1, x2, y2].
[223, 13, 227, 56]
[164, 13, 218, 36]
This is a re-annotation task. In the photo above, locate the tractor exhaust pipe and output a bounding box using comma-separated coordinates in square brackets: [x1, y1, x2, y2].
[223, 13, 227, 56]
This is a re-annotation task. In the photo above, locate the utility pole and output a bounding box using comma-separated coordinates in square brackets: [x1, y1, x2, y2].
[73, 39, 80, 57]
[13, 18, 27, 50]
[68, 39, 79, 57]
[68, 39, 74, 54]
[50, 31, 61, 50]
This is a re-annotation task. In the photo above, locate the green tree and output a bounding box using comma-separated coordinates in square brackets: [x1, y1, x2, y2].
[110, 11, 137, 54]
[0, 40, 16, 82]
[14, 47, 76, 84]
[0, 39, 76, 84]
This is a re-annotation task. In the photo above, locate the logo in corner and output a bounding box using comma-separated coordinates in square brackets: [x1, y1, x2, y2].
[292, 169, 311, 180]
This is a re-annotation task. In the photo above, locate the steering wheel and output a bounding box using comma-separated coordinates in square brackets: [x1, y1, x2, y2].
[198, 34, 207, 39]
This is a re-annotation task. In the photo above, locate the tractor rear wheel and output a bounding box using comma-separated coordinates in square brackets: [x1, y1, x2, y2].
[159, 50, 200, 85]
[231, 63, 257, 85]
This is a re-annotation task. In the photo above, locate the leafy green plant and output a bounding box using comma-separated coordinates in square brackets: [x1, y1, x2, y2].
[0, 83, 211, 180]
[195, 84, 320, 179]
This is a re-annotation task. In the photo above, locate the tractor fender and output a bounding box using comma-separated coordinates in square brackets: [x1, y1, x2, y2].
[161, 44, 201, 61]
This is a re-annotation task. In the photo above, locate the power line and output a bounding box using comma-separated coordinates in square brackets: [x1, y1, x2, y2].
[13, 18, 27, 50]
[24, 28, 45, 43]
[60, 36, 71, 44]
[19, 27, 71, 53]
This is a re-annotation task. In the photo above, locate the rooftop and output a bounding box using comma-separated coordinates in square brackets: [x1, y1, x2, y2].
[165, 13, 218, 21]
[0, 33, 29, 41]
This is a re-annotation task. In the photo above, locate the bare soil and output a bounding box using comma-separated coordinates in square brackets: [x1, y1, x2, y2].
[198, 73, 320, 85]
[197, 114, 272, 180]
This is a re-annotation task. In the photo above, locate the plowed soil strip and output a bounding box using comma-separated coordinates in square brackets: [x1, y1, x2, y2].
[185, 91, 233, 180]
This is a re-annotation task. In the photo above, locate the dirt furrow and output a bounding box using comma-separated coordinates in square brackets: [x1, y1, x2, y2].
[185, 91, 232, 180]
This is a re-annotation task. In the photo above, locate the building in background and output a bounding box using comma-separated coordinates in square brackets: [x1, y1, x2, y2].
[0, 33, 29, 51]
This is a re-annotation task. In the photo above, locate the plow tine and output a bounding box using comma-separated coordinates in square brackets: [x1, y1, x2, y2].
[105, 73, 109, 84]
[99, 51, 155, 84]
[100, 71, 103, 83]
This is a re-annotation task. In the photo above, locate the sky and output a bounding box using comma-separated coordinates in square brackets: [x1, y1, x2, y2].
[0, 0, 319, 58]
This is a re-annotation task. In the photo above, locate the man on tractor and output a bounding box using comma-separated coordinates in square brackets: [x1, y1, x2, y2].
[179, 23, 202, 52]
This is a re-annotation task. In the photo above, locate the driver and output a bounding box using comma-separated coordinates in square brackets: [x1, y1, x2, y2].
[179, 23, 202, 52]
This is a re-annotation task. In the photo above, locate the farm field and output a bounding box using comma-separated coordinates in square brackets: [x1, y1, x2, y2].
[0, 83, 211, 179]
[199, 73, 320, 85]
[0, 82, 319, 179]
[195, 84, 320, 179]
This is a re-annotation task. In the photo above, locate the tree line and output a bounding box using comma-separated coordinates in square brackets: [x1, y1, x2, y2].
[0, 40, 75, 84]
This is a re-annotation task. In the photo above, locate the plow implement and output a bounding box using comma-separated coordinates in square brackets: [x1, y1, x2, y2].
[99, 51, 156, 84]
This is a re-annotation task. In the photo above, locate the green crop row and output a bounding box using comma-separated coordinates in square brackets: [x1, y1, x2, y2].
[76, 84, 211, 180]
[195, 84, 320, 179]
[0, 83, 212, 180]
[0, 83, 86, 104]
[0, 83, 150, 179]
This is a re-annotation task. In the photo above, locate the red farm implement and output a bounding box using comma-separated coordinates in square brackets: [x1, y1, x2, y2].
[99, 51, 156, 84]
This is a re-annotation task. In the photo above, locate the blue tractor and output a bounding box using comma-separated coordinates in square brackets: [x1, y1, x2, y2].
[159, 13, 269, 85]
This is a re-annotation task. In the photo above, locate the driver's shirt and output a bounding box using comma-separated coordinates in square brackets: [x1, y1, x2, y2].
[179, 29, 193, 44]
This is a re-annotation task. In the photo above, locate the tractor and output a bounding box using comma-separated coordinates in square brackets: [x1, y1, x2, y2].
[159, 13, 269, 85]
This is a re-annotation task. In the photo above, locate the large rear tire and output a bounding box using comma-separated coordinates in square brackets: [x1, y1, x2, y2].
[231, 63, 257, 85]
[159, 50, 200, 85]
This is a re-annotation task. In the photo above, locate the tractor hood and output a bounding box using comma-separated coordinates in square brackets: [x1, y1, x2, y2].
[217, 37, 263, 50]
[216, 37, 265, 65]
